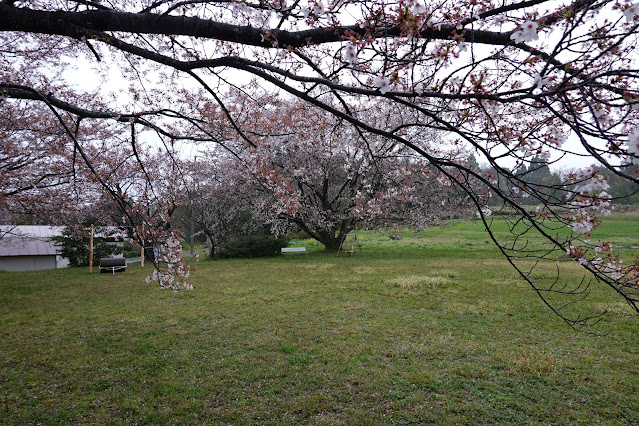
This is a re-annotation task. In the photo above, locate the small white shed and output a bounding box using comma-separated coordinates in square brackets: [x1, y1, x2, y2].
[0, 226, 70, 271]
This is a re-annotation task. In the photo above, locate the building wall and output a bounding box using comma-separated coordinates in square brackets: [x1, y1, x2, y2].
[0, 255, 57, 272]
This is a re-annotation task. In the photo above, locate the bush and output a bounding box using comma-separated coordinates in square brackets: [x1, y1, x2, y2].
[217, 234, 290, 259]
[52, 231, 122, 267]
[286, 230, 312, 240]
[121, 241, 143, 258]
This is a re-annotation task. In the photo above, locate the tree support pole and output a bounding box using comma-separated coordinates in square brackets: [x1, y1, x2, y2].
[89, 225, 94, 273]
[140, 225, 145, 268]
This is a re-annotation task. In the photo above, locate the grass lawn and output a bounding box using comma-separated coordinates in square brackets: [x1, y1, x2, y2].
[1, 215, 638, 424]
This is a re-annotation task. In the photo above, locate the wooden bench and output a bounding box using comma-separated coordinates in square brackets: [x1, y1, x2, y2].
[281, 247, 306, 254]
[99, 257, 127, 274]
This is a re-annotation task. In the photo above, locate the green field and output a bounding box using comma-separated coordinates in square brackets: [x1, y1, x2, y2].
[1, 215, 638, 424]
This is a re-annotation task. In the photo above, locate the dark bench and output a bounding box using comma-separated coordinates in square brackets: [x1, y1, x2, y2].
[99, 257, 127, 274]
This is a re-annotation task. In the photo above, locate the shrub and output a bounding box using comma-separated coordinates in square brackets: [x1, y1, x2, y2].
[122, 241, 143, 258]
[217, 234, 290, 259]
[286, 230, 312, 240]
[52, 231, 122, 267]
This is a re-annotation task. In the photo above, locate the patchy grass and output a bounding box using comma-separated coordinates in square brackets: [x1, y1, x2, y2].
[387, 275, 453, 290]
[1, 215, 638, 424]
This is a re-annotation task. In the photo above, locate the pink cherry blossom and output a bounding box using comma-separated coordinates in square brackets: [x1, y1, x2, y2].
[510, 20, 539, 44]
[373, 75, 392, 94]
[412, 0, 427, 15]
[623, 3, 639, 21]
[344, 43, 357, 65]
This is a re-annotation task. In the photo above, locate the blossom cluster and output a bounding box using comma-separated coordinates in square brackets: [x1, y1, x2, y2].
[623, 3, 639, 21]
[557, 168, 612, 239]
[412, 0, 427, 15]
[373, 75, 392, 94]
[303, 0, 327, 17]
[476, 207, 492, 218]
[145, 233, 195, 291]
[556, 167, 631, 282]
[566, 243, 625, 281]
[627, 129, 639, 164]
[343, 43, 358, 65]
[510, 20, 539, 44]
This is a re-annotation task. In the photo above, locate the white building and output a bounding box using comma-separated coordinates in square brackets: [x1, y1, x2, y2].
[0, 226, 70, 271]
[0, 225, 128, 272]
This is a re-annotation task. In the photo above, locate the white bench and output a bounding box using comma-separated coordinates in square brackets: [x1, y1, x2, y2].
[281, 247, 306, 254]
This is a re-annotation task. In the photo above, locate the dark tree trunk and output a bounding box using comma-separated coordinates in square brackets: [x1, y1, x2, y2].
[317, 229, 343, 251]
[322, 236, 341, 251]
[143, 238, 156, 262]
[292, 221, 352, 252]
[203, 231, 217, 259]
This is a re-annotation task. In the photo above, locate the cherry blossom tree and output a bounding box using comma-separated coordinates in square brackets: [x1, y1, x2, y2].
[238, 98, 476, 249]
[179, 154, 260, 259]
[0, 86, 195, 288]
[2, 0, 639, 326]
[0, 93, 91, 224]
[109, 146, 199, 289]
[0, 88, 162, 235]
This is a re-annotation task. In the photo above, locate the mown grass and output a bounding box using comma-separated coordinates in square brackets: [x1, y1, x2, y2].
[1, 215, 638, 424]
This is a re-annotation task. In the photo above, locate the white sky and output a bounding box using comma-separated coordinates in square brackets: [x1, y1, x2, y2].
[62, 0, 625, 175]
[66, 56, 601, 172]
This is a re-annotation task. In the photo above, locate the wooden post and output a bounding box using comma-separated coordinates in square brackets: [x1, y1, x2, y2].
[140, 225, 145, 268]
[337, 234, 346, 256]
[350, 235, 357, 257]
[89, 225, 94, 273]
[190, 202, 195, 256]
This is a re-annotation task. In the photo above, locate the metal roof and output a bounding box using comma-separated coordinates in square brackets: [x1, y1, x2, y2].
[0, 226, 64, 257]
